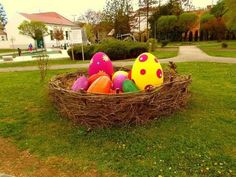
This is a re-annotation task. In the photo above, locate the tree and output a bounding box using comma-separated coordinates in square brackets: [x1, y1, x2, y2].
[149, 0, 183, 39]
[139, 0, 159, 39]
[79, 9, 103, 25]
[94, 21, 113, 41]
[18, 21, 48, 48]
[201, 13, 226, 41]
[167, 0, 183, 16]
[224, 0, 236, 33]
[114, 9, 131, 36]
[53, 28, 64, 46]
[210, 0, 226, 18]
[0, 3, 7, 29]
[156, 15, 178, 40]
[178, 13, 198, 40]
[103, 0, 133, 36]
[83, 23, 94, 42]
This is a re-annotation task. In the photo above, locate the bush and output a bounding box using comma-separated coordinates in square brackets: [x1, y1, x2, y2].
[221, 42, 228, 48]
[95, 40, 129, 60]
[147, 38, 157, 52]
[161, 40, 169, 48]
[67, 40, 148, 60]
[67, 45, 95, 60]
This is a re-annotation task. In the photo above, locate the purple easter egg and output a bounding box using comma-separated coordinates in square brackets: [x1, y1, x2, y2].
[71, 76, 89, 91]
[88, 52, 114, 77]
[112, 74, 128, 91]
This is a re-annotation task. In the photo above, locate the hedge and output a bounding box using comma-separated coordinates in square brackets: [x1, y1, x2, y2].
[67, 40, 148, 60]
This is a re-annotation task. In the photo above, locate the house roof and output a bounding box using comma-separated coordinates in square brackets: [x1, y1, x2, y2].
[20, 12, 75, 26]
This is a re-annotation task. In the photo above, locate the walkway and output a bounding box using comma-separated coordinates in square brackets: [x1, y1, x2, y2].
[0, 46, 235, 73]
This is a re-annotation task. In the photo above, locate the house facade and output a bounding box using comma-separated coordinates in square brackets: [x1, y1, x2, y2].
[0, 12, 76, 49]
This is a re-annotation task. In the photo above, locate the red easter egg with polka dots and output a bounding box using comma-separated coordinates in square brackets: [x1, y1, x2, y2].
[131, 53, 163, 90]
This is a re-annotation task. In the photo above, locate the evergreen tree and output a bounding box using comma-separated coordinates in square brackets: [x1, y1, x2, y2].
[0, 3, 7, 29]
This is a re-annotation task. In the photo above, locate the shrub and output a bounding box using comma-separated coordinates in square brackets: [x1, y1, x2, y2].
[67, 40, 148, 60]
[67, 45, 95, 60]
[126, 42, 148, 58]
[221, 42, 228, 48]
[95, 40, 129, 60]
[161, 40, 169, 48]
[147, 38, 157, 52]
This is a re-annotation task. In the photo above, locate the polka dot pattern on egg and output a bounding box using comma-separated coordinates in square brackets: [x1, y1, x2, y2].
[131, 52, 164, 90]
[140, 69, 146, 75]
[156, 69, 162, 78]
[139, 54, 148, 62]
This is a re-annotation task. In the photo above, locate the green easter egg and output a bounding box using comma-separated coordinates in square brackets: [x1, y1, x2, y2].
[122, 80, 139, 93]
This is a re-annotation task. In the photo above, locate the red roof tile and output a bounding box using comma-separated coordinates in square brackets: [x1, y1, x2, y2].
[20, 12, 75, 26]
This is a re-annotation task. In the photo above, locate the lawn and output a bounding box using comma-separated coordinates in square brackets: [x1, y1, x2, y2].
[0, 62, 235, 176]
[0, 48, 17, 54]
[197, 41, 236, 58]
[0, 58, 88, 68]
[152, 47, 178, 59]
[0, 47, 178, 68]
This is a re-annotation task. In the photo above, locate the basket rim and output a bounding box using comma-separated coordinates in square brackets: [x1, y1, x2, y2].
[49, 71, 192, 97]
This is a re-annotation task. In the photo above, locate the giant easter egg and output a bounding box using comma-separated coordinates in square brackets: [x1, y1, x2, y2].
[71, 76, 89, 91]
[112, 74, 127, 91]
[87, 76, 112, 94]
[131, 53, 163, 90]
[112, 71, 128, 80]
[88, 71, 109, 85]
[122, 80, 139, 93]
[88, 52, 114, 77]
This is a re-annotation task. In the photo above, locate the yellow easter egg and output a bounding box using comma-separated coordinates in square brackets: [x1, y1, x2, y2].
[131, 53, 164, 90]
[112, 71, 128, 80]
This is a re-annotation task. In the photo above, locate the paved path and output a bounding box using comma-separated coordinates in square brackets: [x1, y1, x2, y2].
[0, 174, 14, 177]
[0, 46, 235, 73]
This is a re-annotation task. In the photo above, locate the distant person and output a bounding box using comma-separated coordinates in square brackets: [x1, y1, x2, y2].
[28, 43, 33, 53]
[17, 48, 21, 56]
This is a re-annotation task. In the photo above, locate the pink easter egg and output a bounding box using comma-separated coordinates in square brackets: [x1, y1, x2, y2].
[71, 76, 89, 91]
[112, 74, 128, 91]
[88, 52, 114, 77]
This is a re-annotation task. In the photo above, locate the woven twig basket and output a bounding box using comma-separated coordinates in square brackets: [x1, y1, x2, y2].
[49, 67, 192, 128]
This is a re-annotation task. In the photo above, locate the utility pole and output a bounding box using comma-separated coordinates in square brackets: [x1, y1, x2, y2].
[72, 15, 77, 22]
[138, 9, 141, 41]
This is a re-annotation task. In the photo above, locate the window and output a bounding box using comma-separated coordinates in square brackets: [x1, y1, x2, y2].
[50, 30, 54, 40]
[65, 31, 69, 40]
[1, 36, 5, 41]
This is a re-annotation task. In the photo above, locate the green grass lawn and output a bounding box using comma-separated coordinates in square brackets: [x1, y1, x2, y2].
[0, 48, 17, 54]
[0, 58, 88, 68]
[0, 48, 178, 68]
[0, 62, 235, 176]
[152, 47, 178, 59]
[197, 41, 236, 58]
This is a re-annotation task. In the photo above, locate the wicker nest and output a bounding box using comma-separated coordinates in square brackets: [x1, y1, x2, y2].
[49, 65, 192, 128]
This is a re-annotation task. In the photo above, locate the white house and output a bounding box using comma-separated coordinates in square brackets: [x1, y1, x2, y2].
[130, 7, 156, 34]
[0, 12, 76, 49]
[0, 29, 7, 41]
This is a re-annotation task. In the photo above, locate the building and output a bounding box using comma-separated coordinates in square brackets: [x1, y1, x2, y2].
[0, 29, 7, 41]
[130, 7, 156, 41]
[0, 12, 76, 49]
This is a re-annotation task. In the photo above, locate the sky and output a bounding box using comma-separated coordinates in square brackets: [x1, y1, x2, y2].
[1, 0, 217, 21]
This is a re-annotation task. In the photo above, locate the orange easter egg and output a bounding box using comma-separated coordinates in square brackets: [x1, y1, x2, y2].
[87, 76, 112, 94]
